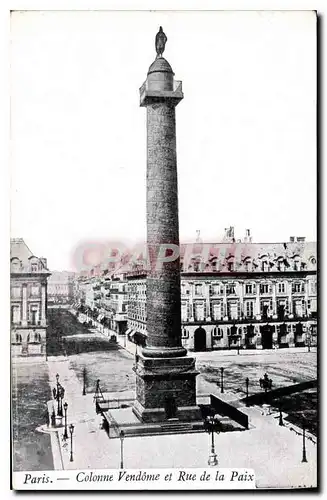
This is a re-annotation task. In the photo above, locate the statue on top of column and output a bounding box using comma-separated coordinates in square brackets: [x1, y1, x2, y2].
[155, 26, 167, 58]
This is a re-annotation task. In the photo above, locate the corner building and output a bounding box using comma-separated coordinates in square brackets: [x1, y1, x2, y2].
[10, 239, 50, 357]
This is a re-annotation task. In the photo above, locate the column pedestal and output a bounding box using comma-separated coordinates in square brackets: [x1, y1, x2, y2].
[133, 353, 201, 423]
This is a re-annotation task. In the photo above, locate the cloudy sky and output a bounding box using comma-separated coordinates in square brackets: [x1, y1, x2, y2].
[10, 10, 316, 271]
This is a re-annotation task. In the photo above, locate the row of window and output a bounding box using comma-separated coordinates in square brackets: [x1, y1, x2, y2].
[184, 280, 315, 297]
[180, 298, 316, 322]
[14, 332, 42, 344]
[11, 285, 43, 298]
[11, 304, 41, 324]
[181, 323, 310, 339]
[187, 256, 315, 273]
[11, 259, 41, 272]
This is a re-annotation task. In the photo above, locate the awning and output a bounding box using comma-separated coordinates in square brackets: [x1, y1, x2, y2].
[125, 328, 132, 336]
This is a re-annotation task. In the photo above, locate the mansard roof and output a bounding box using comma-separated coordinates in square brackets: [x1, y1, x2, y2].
[180, 241, 317, 273]
[110, 240, 317, 278]
[10, 238, 50, 274]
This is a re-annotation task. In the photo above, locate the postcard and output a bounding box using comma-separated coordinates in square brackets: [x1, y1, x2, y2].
[10, 9, 317, 491]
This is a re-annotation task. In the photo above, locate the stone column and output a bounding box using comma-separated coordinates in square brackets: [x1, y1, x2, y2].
[22, 285, 27, 326]
[255, 287, 261, 320]
[223, 286, 228, 320]
[143, 71, 186, 359]
[133, 33, 200, 423]
[272, 281, 277, 318]
[288, 281, 293, 318]
[238, 280, 244, 319]
[41, 284, 46, 326]
[189, 283, 194, 322]
[205, 282, 211, 321]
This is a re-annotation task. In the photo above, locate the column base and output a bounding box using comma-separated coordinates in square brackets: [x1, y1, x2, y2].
[133, 353, 201, 423]
[142, 345, 187, 358]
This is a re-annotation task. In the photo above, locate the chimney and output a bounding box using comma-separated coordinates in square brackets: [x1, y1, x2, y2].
[297, 236, 306, 242]
[244, 229, 252, 243]
[290, 236, 295, 243]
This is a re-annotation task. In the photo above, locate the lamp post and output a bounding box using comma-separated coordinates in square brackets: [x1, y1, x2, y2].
[69, 424, 74, 462]
[54, 374, 64, 417]
[278, 402, 284, 426]
[237, 337, 240, 355]
[245, 377, 249, 406]
[57, 384, 64, 417]
[307, 331, 311, 353]
[63, 402, 68, 439]
[301, 424, 307, 463]
[120, 430, 125, 469]
[220, 367, 224, 394]
[204, 413, 221, 467]
[82, 367, 87, 396]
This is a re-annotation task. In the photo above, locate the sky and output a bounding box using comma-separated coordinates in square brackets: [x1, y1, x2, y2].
[10, 10, 317, 271]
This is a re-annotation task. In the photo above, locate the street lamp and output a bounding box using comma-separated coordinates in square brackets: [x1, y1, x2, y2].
[56, 384, 65, 417]
[237, 337, 240, 355]
[82, 367, 87, 396]
[220, 367, 224, 394]
[245, 377, 249, 407]
[63, 402, 68, 439]
[302, 424, 307, 463]
[120, 430, 125, 469]
[69, 424, 74, 462]
[204, 413, 221, 467]
[278, 401, 284, 426]
[306, 331, 311, 353]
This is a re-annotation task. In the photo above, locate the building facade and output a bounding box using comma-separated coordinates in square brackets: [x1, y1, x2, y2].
[74, 273, 128, 336]
[10, 238, 51, 357]
[126, 238, 317, 351]
[47, 271, 75, 307]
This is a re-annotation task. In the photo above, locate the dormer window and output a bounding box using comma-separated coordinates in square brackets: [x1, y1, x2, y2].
[261, 261, 268, 272]
[293, 260, 300, 271]
[277, 258, 285, 272]
[11, 258, 21, 273]
[244, 258, 252, 272]
[31, 260, 39, 273]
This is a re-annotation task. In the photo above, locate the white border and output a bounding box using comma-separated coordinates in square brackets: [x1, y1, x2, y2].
[1, 1, 325, 499]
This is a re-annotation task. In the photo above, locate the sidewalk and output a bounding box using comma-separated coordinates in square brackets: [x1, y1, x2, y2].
[116, 334, 137, 357]
[45, 357, 317, 488]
